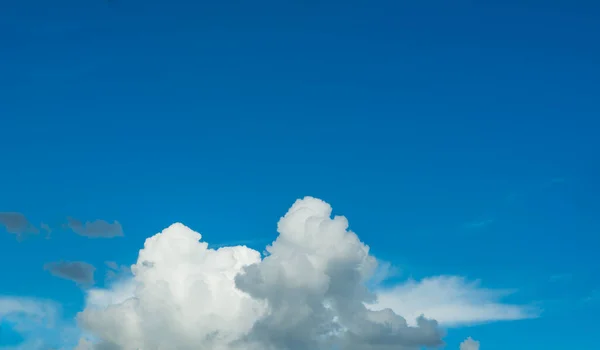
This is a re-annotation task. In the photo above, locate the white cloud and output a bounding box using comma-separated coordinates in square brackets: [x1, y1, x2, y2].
[0, 339, 46, 350]
[79, 223, 266, 350]
[460, 337, 480, 350]
[75, 196, 532, 349]
[0, 296, 71, 350]
[370, 276, 539, 327]
[0, 296, 57, 330]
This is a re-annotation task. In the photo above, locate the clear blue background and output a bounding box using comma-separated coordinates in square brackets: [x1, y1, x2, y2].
[1, 0, 598, 349]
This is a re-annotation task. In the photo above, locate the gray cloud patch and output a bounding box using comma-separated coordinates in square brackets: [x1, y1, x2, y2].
[67, 217, 123, 238]
[104, 261, 132, 282]
[44, 261, 96, 286]
[0, 212, 39, 239]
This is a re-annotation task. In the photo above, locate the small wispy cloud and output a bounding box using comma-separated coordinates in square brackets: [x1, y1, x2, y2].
[0, 296, 58, 323]
[66, 218, 123, 238]
[1, 215, 124, 240]
[549, 273, 572, 283]
[0, 212, 39, 240]
[103, 261, 131, 282]
[104, 261, 119, 271]
[0, 296, 58, 347]
[582, 290, 600, 304]
[370, 275, 540, 327]
[39, 223, 51, 233]
[542, 177, 566, 188]
[39, 222, 52, 240]
[0, 296, 79, 349]
[368, 260, 401, 287]
[463, 219, 494, 230]
[44, 261, 96, 286]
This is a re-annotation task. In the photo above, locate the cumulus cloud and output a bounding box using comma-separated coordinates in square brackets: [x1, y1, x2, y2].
[75, 197, 530, 350]
[76, 197, 445, 349]
[66, 218, 123, 238]
[0, 212, 39, 240]
[44, 261, 96, 286]
[370, 276, 539, 327]
[460, 337, 480, 350]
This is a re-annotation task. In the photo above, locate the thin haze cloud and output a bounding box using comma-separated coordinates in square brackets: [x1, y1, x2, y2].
[371, 276, 539, 327]
[463, 219, 494, 230]
[0, 295, 79, 348]
[103, 261, 131, 282]
[549, 273, 572, 283]
[40, 222, 51, 233]
[466, 176, 568, 230]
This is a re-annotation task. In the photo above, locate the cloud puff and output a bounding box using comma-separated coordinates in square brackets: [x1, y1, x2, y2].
[0, 212, 39, 239]
[75, 197, 531, 350]
[77, 197, 445, 350]
[66, 218, 123, 238]
[460, 337, 480, 350]
[44, 261, 96, 286]
[370, 276, 539, 327]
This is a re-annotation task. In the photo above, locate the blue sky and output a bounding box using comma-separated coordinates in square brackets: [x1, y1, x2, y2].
[0, 0, 599, 349]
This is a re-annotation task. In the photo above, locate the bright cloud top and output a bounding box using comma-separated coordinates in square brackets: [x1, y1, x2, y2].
[76, 197, 529, 349]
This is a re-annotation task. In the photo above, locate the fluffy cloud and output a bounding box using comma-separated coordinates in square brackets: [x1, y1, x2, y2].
[76, 197, 444, 349]
[75, 197, 527, 349]
[370, 276, 538, 326]
[460, 337, 480, 350]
